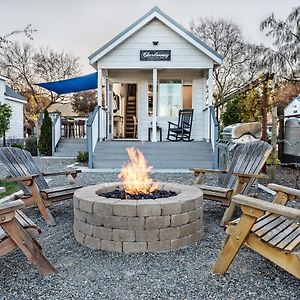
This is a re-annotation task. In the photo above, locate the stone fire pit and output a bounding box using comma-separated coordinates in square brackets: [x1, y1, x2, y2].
[73, 182, 203, 253]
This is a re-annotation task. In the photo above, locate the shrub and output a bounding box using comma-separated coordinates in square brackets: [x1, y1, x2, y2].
[25, 136, 38, 156]
[220, 98, 241, 127]
[0, 103, 12, 146]
[38, 110, 52, 156]
[76, 151, 88, 163]
[11, 143, 23, 149]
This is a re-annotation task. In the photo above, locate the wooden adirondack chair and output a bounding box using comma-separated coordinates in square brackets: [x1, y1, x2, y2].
[166, 109, 194, 141]
[0, 147, 82, 226]
[190, 140, 272, 225]
[0, 200, 55, 276]
[212, 184, 300, 279]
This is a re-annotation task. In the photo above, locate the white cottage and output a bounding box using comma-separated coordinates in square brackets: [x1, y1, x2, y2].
[0, 74, 26, 141]
[285, 96, 300, 117]
[88, 6, 222, 143]
[50, 6, 222, 169]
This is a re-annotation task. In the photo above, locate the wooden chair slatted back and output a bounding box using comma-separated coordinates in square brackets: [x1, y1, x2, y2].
[178, 109, 193, 129]
[0, 147, 49, 195]
[222, 140, 272, 193]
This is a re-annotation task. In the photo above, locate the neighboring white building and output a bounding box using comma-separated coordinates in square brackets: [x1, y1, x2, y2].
[0, 74, 26, 140]
[88, 6, 222, 142]
[285, 96, 300, 117]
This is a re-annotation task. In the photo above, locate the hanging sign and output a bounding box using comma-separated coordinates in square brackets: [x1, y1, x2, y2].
[140, 50, 171, 61]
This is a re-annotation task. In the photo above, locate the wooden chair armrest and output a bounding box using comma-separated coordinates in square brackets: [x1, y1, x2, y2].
[1, 174, 40, 182]
[190, 168, 228, 174]
[41, 184, 83, 195]
[232, 194, 300, 220]
[168, 121, 178, 126]
[42, 170, 82, 177]
[0, 200, 24, 215]
[267, 184, 300, 198]
[233, 172, 269, 180]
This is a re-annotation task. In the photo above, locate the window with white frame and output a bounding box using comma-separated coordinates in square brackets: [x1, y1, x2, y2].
[158, 80, 182, 117]
[148, 80, 193, 116]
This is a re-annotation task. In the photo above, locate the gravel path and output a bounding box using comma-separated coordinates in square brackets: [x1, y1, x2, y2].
[0, 158, 299, 300]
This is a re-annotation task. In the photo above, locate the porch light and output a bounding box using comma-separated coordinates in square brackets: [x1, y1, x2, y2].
[152, 41, 159, 45]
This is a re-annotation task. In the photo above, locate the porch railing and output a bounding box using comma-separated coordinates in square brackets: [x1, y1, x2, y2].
[87, 105, 100, 168]
[52, 112, 61, 155]
[209, 105, 219, 168]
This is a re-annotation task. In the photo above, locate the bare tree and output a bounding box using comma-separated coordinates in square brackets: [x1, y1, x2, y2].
[71, 90, 97, 115]
[0, 42, 81, 122]
[260, 6, 300, 82]
[273, 81, 300, 106]
[0, 24, 36, 49]
[190, 18, 265, 103]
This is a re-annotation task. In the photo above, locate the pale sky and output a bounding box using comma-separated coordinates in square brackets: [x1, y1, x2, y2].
[0, 0, 299, 73]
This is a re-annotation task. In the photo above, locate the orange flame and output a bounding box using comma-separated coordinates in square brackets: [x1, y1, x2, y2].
[118, 147, 158, 196]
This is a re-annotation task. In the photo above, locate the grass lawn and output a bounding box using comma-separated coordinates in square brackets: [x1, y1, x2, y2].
[0, 181, 20, 199]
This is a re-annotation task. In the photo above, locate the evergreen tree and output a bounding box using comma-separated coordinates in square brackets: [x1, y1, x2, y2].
[220, 98, 242, 127]
[0, 103, 12, 146]
[38, 109, 52, 156]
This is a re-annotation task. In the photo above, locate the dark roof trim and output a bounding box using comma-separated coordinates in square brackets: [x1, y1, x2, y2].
[89, 6, 223, 63]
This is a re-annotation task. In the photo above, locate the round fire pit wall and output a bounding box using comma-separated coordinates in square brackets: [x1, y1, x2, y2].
[73, 182, 203, 253]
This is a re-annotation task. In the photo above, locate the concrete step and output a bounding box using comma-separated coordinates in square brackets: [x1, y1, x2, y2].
[53, 138, 87, 157]
[95, 142, 212, 150]
[93, 160, 213, 170]
[58, 138, 86, 143]
[92, 141, 214, 170]
[93, 148, 213, 155]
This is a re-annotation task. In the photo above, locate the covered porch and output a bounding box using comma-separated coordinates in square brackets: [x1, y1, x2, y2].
[95, 68, 214, 143]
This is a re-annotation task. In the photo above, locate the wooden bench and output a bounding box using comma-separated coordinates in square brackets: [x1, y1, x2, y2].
[0, 147, 83, 225]
[212, 184, 300, 279]
[190, 140, 272, 225]
[0, 200, 55, 276]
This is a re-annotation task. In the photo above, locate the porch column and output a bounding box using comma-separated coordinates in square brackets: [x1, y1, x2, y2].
[105, 77, 112, 140]
[207, 68, 213, 141]
[152, 68, 158, 142]
[97, 67, 102, 140]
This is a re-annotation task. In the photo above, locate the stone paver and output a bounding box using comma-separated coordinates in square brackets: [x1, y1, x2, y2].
[123, 242, 147, 253]
[145, 216, 170, 229]
[136, 229, 159, 242]
[171, 212, 189, 227]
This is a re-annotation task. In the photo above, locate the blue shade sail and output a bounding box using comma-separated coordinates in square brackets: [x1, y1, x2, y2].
[36, 72, 98, 95]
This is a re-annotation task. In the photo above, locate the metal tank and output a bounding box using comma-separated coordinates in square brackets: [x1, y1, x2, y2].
[283, 118, 300, 164]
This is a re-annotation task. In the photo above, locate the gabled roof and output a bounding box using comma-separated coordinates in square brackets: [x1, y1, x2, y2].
[285, 95, 300, 110]
[89, 6, 223, 66]
[5, 85, 26, 102]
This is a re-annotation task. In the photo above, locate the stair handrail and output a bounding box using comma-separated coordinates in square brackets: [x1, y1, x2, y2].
[52, 112, 61, 155]
[87, 105, 100, 168]
[209, 105, 219, 168]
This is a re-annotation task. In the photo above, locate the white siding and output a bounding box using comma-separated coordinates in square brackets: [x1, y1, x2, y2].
[0, 78, 24, 139]
[98, 19, 214, 69]
[2, 97, 24, 139]
[0, 79, 5, 103]
[285, 97, 300, 117]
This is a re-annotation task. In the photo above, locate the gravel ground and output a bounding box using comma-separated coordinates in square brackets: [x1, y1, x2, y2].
[0, 158, 299, 300]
